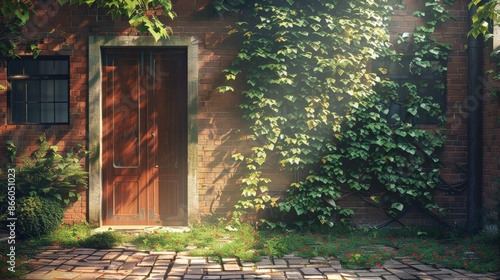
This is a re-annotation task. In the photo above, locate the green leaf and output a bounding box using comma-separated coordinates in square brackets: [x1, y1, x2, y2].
[391, 202, 404, 211]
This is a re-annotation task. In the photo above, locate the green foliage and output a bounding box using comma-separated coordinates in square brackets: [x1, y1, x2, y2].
[81, 231, 124, 249]
[468, 0, 498, 40]
[4, 135, 88, 205]
[17, 196, 65, 238]
[218, 0, 451, 226]
[32, 223, 94, 248]
[0, 0, 175, 59]
[468, 0, 500, 96]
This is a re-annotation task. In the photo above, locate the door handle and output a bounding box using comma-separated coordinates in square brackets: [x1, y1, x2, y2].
[151, 132, 155, 137]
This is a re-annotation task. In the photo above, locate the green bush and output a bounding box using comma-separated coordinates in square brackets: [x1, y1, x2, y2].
[81, 231, 123, 249]
[17, 196, 64, 238]
[9, 135, 88, 205]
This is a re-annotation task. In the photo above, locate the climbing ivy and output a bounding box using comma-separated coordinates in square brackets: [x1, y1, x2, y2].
[0, 0, 175, 60]
[217, 0, 454, 226]
[468, 0, 500, 97]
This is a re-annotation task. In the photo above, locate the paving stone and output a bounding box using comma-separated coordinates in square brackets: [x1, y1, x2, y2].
[243, 275, 272, 279]
[23, 273, 55, 280]
[318, 267, 336, 273]
[157, 254, 176, 260]
[223, 263, 241, 271]
[56, 265, 75, 271]
[153, 260, 171, 266]
[97, 275, 127, 279]
[220, 275, 241, 279]
[301, 267, 322, 275]
[357, 272, 385, 277]
[386, 268, 417, 280]
[255, 258, 273, 267]
[102, 252, 121, 260]
[201, 276, 221, 279]
[84, 259, 112, 265]
[112, 253, 127, 261]
[303, 276, 327, 279]
[47, 270, 81, 280]
[145, 275, 165, 280]
[411, 264, 439, 272]
[381, 276, 402, 280]
[123, 276, 147, 280]
[190, 257, 208, 265]
[138, 256, 157, 266]
[169, 264, 188, 276]
[273, 258, 288, 266]
[285, 271, 305, 279]
[36, 265, 59, 271]
[287, 258, 310, 266]
[151, 266, 169, 273]
[174, 257, 190, 265]
[71, 266, 102, 273]
[222, 258, 238, 263]
[310, 257, 327, 264]
[74, 249, 97, 254]
[187, 266, 205, 274]
[184, 275, 203, 279]
[67, 272, 103, 279]
[130, 266, 152, 276]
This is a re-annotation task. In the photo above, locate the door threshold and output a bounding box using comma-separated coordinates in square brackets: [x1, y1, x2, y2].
[91, 226, 190, 235]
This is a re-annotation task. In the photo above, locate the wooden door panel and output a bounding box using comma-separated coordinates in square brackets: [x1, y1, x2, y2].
[113, 181, 141, 216]
[149, 53, 187, 224]
[153, 179, 178, 217]
[103, 52, 146, 225]
[103, 48, 187, 226]
[111, 58, 141, 171]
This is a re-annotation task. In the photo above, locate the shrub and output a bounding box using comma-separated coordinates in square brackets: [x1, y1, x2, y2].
[17, 196, 64, 238]
[9, 135, 88, 205]
[81, 231, 123, 249]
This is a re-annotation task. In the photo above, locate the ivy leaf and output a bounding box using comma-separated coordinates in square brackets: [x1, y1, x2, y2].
[391, 202, 404, 212]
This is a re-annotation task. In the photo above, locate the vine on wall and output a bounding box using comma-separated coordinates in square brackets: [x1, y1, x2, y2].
[216, 0, 455, 226]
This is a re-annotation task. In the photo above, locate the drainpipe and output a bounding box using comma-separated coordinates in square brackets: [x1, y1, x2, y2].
[466, 0, 483, 234]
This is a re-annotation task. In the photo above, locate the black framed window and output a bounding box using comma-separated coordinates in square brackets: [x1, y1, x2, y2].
[374, 56, 446, 125]
[7, 56, 70, 124]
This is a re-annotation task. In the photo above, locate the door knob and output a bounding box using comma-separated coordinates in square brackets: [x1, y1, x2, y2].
[151, 132, 155, 137]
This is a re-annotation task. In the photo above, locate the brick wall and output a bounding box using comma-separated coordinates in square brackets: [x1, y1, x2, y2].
[0, 0, 483, 227]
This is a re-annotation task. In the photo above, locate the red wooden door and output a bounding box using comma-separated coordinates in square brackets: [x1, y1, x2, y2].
[102, 48, 187, 225]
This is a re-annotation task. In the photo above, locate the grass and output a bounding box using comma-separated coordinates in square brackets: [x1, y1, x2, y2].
[1, 222, 499, 279]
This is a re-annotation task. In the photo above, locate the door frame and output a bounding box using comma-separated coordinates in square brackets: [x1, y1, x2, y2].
[88, 36, 198, 226]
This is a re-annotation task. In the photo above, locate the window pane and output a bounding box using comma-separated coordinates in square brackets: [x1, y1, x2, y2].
[27, 103, 41, 123]
[24, 60, 38, 75]
[55, 103, 69, 123]
[11, 81, 26, 102]
[12, 103, 26, 123]
[54, 60, 68, 75]
[39, 60, 54, 75]
[27, 80, 40, 101]
[41, 80, 55, 101]
[7, 60, 23, 75]
[55, 80, 69, 101]
[41, 103, 54, 123]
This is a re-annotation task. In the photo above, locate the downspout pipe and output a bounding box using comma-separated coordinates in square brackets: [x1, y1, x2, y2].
[466, 0, 484, 234]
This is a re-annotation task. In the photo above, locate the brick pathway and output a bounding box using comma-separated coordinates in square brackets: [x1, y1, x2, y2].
[22, 245, 500, 280]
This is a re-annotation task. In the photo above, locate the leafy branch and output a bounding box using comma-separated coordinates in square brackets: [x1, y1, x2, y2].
[0, 0, 175, 60]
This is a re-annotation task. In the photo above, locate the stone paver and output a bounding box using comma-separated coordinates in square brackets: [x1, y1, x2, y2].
[20, 246, 500, 280]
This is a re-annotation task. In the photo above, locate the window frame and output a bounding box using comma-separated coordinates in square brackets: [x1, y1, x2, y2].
[374, 55, 447, 125]
[7, 56, 70, 125]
